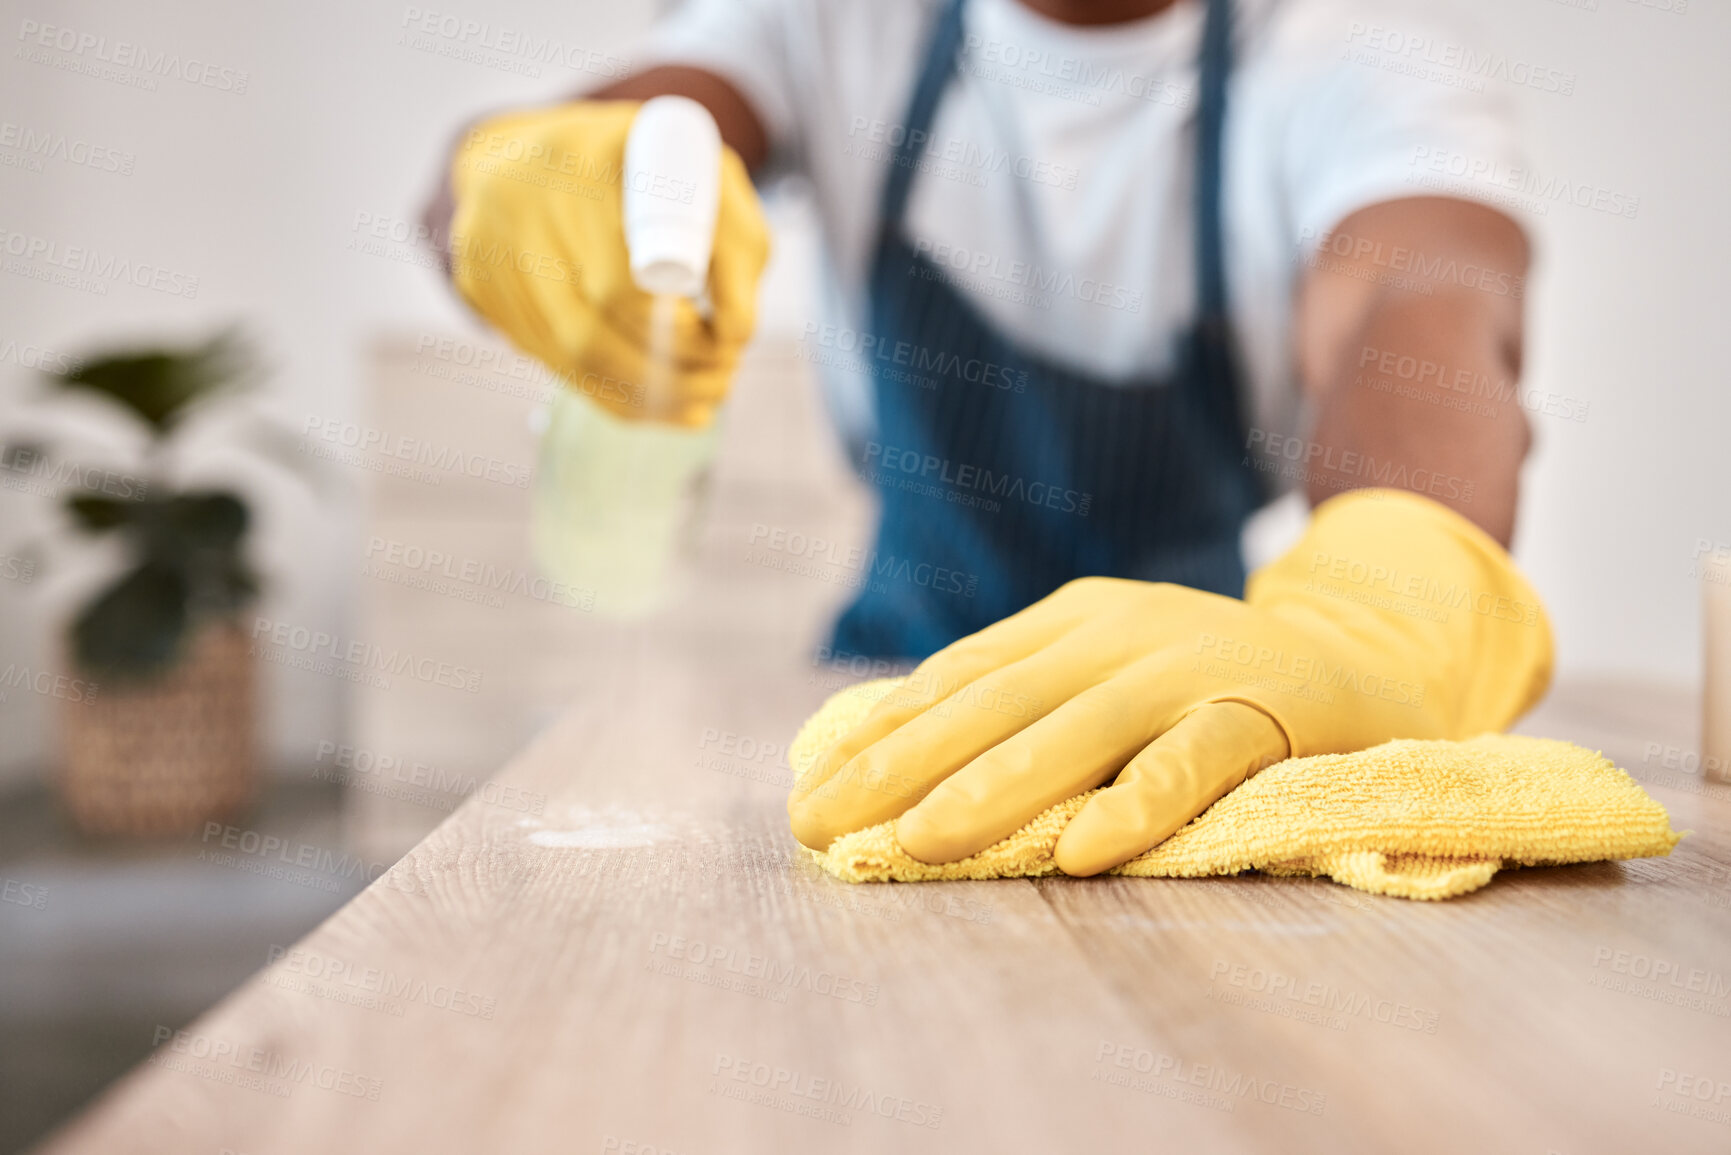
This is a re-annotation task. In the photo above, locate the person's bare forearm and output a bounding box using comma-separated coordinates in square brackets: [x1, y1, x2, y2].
[588, 66, 768, 171]
[1293, 198, 1530, 546]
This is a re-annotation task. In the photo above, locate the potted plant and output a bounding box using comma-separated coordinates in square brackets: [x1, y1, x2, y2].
[21, 332, 277, 835]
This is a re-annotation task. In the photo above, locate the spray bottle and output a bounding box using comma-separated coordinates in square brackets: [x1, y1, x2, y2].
[531, 96, 725, 618]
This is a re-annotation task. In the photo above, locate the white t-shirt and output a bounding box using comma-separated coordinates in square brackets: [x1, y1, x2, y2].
[641, 0, 1528, 451]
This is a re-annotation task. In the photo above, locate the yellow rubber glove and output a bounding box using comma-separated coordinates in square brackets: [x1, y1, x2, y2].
[788, 489, 1553, 876]
[448, 101, 770, 427]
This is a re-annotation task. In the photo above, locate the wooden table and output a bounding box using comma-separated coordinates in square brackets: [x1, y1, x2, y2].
[39, 345, 1731, 1155]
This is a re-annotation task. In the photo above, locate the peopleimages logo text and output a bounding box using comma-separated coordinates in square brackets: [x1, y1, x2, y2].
[16, 19, 251, 92]
[801, 322, 1028, 392]
[861, 441, 1091, 516]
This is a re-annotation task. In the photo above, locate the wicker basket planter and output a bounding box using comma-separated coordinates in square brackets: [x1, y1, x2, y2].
[59, 620, 256, 836]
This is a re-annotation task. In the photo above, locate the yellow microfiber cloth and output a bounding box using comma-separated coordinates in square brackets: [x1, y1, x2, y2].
[791, 679, 1683, 900]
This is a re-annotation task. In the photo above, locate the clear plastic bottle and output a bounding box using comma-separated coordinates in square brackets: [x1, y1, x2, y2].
[530, 97, 724, 619]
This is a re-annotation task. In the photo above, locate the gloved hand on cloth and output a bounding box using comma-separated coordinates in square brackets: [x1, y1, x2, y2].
[789, 489, 1562, 877]
[445, 101, 770, 426]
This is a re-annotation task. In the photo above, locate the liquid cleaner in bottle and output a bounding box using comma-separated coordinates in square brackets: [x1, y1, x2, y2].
[531, 96, 725, 619]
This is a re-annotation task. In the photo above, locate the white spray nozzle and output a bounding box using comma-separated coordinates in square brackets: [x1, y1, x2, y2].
[623, 96, 722, 300]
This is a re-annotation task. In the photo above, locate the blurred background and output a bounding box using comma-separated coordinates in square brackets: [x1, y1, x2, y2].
[0, 0, 1725, 1150]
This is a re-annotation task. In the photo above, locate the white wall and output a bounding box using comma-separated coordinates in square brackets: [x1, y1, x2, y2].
[1472, 0, 1730, 682]
[0, 0, 1724, 787]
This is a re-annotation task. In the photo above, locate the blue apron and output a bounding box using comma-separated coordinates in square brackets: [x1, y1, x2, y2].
[830, 0, 1264, 661]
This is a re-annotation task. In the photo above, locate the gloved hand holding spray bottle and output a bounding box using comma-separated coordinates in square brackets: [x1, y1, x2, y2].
[448, 96, 770, 618]
[531, 97, 726, 617]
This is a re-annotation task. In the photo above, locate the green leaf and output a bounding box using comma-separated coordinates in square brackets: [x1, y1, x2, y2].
[164, 491, 248, 549]
[47, 329, 254, 433]
[201, 551, 260, 615]
[66, 494, 139, 532]
[71, 562, 190, 679]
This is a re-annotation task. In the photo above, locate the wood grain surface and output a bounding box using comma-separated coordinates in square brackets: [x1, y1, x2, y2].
[36, 340, 1731, 1155]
